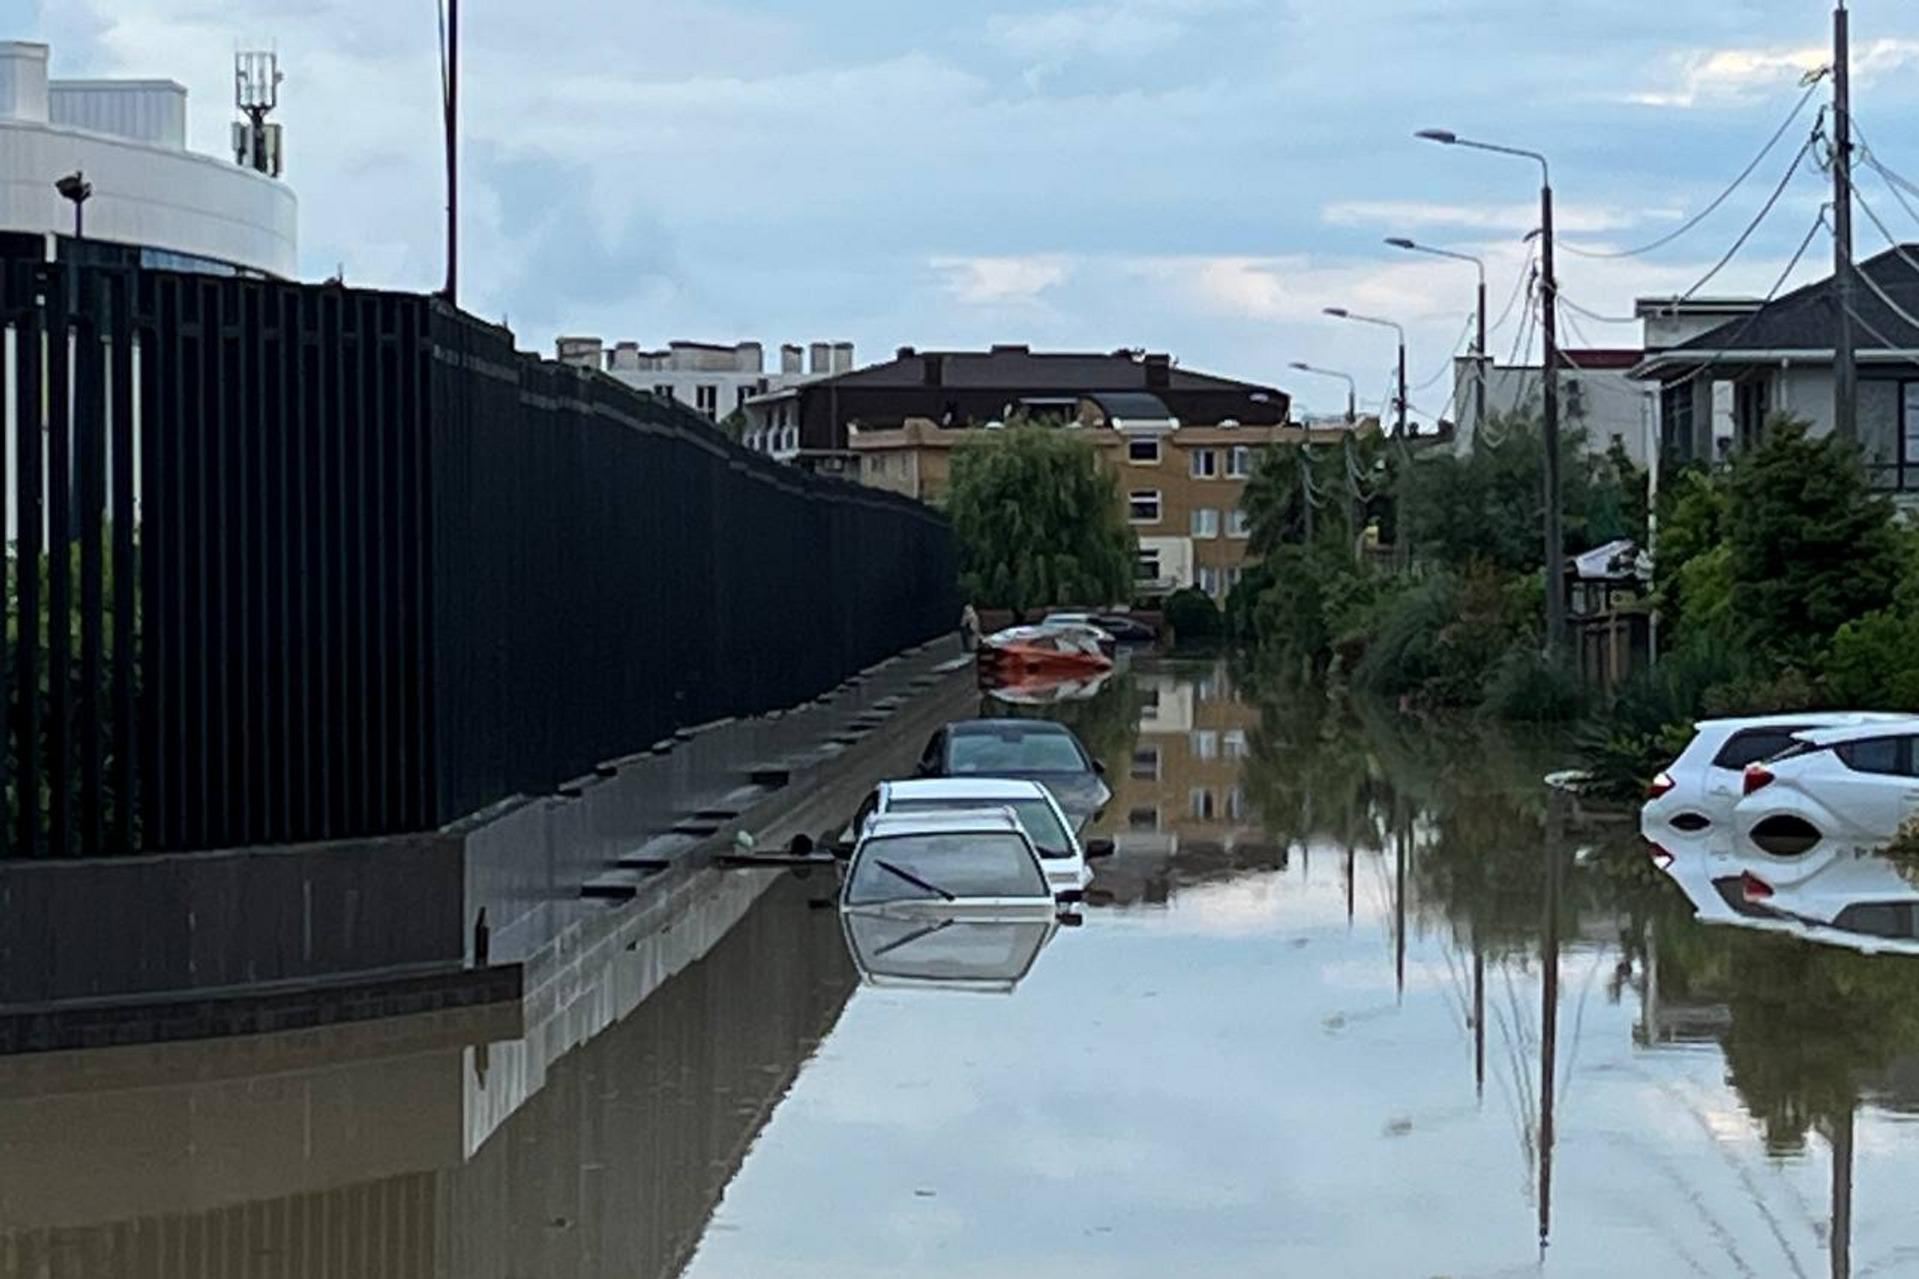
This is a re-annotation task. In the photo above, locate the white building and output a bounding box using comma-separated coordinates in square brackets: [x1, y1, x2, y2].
[555, 337, 852, 425]
[0, 41, 297, 277]
[1451, 348, 1658, 468]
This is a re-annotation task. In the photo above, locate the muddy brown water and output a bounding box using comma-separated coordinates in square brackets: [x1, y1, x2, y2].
[4, 659, 1914, 1278]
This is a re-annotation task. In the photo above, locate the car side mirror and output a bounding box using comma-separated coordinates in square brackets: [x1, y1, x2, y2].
[1092, 759, 1107, 776]
[1056, 888, 1085, 905]
[1085, 838, 1116, 860]
[829, 841, 855, 861]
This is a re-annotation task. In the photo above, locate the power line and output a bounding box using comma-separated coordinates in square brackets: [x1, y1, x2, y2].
[1850, 180, 1919, 291]
[1671, 132, 1817, 304]
[1488, 241, 1538, 340]
[1647, 205, 1830, 394]
[1556, 294, 1640, 325]
[1560, 77, 1828, 260]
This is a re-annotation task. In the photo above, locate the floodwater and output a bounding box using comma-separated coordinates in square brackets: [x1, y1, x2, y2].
[6, 659, 1918, 1278]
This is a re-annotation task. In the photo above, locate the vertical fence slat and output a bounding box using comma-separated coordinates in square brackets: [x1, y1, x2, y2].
[75, 273, 106, 858]
[14, 260, 44, 858]
[109, 271, 135, 854]
[44, 269, 71, 857]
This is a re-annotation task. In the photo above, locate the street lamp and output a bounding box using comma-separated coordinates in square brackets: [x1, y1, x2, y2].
[54, 170, 91, 240]
[1288, 361, 1357, 423]
[1418, 127, 1565, 655]
[1322, 307, 1406, 439]
[1386, 236, 1487, 432]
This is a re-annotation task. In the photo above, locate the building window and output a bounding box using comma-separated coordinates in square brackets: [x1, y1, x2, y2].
[1734, 378, 1768, 453]
[1128, 437, 1161, 464]
[1189, 788, 1216, 821]
[1190, 448, 1218, 479]
[1192, 730, 1219, 760]
[1131, 747, 1162, 780]
[1129, 490, 1162, 523]
[1227, 509, 1251, 539]
[1128, 806, 1161, 832]
[1661, 383, 1695, 463]
[652, 383, 674, 400]
[1224, 565, 1244, 594]
[736, 386, 752, 410]
[1226, 788, 1246, 821]
[1197, 565, 1222, 597]
[1226, 445, 1254, 477]
[1136, 549, 1162, 583]
[1191, 508, 1221, 539]
[1223, 729, 1248, 760]
[696, 384, 719, 419]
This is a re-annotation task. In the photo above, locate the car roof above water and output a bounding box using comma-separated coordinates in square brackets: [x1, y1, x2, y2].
[950, 718, 1075, 737]
[1792, 719, 1919, 747]
[861, 809, 1028, 840]
[886, 778, 1050, 801]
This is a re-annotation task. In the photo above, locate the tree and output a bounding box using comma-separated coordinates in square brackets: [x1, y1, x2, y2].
[947, 425, 1136, 616]
[1723, 418, 1903, 664]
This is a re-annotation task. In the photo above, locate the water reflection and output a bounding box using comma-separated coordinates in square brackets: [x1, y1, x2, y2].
[842, 912, 1061, 993]
[6, 661, 1919, 1277]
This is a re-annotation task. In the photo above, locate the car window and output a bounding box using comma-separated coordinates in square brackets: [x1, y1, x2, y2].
[888, 798, 1073, 857]
[846, 832, 1046, 904]
[947, 730, 1087, 774]
[1833, 901, 1919, 939]
[1837, 736, 1907, 776]
[1712, 728, 1809, 769]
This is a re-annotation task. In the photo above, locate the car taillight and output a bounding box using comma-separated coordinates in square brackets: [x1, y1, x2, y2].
[1646, 840, 1674, 870]
[1646, 772, 1676, 799]
[1740, 871, 1774, 900]
[1743, 764, 1774, 795]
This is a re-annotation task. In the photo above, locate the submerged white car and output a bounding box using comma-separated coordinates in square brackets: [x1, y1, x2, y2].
[1731, 851, 1919, 957]
[841, 810, 1064, 915]
[1728, 722, 1919, 888]
[841, 910, 1061, 993]
[1642, 712, 1913, 855]
[850, 777, 1111, 896]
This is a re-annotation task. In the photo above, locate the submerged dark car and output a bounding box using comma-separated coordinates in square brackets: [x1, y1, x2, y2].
[915, 718, 1113, 829]
[1093, 614, 1159, 646]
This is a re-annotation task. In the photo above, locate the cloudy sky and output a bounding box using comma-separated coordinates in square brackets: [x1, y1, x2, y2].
[19, 0, 1919, 417]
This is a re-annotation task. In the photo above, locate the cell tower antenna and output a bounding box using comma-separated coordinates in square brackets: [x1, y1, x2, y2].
[233, 50, 285, 177]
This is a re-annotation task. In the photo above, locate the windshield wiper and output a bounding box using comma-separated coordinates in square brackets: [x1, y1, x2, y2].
[875, 859, 957, 901]
[871, 917, 955, 957]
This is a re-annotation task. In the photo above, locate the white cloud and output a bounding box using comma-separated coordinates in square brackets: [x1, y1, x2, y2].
[987, 0, 1257, 65]
[1628, 38, 1919, 107]
[930, 255, 1072, 305]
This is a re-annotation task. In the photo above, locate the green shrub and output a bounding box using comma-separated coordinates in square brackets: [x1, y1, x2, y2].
[1352, 568, 1522, 706]
[1481, 646, 1587, 722]
[1164, 587, 1223, 646]
[1821, 607, 1919, 711]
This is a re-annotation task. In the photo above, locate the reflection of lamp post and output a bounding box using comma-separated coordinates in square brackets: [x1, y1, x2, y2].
[55, 170, 91, 240]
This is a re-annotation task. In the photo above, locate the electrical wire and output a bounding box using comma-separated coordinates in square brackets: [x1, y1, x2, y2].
[1645, 205, 1830, 394]
[1670, 132, 1817, 304]
[1488, 242, 1538, 341]
[1557, 294, 1640, 325]
[1559, 76, 1827, 259]
[1851, 182, 1919, 295]
[1411, 311, 1476, 394]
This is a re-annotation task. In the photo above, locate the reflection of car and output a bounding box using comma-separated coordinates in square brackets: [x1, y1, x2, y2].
[915, 718, 1113, 827]
[849, 778, 1113, 895]
[1730, 723, 1919, 886]
[841, 910, 1060, 993]
[1732, 852, 1919, 956]
[1642, 713, 1911, 857]
[841, 810, 1062, 913]
[980, 670, 1113, 707]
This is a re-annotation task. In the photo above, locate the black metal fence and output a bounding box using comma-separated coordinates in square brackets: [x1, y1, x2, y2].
[0, 252, 956, 857]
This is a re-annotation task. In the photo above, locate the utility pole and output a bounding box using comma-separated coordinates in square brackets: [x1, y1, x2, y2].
[1540, 178, 1567, 653]
[1476, 273, 1488, 430]
[1416, 130, 1567, 654]
[1832, 0, 1856, 443]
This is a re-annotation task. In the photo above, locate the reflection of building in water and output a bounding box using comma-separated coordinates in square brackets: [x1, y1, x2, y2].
[0, 872, 855, 1279]
[1087, 662, 1282, 905]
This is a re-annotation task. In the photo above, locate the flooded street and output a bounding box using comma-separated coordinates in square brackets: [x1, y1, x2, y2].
[7, 659, 1918, 1277]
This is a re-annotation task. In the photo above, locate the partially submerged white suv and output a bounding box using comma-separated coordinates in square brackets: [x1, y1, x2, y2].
[1729, 721, 1919, 890]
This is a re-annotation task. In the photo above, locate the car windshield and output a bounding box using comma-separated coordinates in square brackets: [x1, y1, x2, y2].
[846, 832, 1047, 905]
[947, 730, 1087, 774]
[889, 798, 1073, 857]
[844, 914, 1054, 984]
